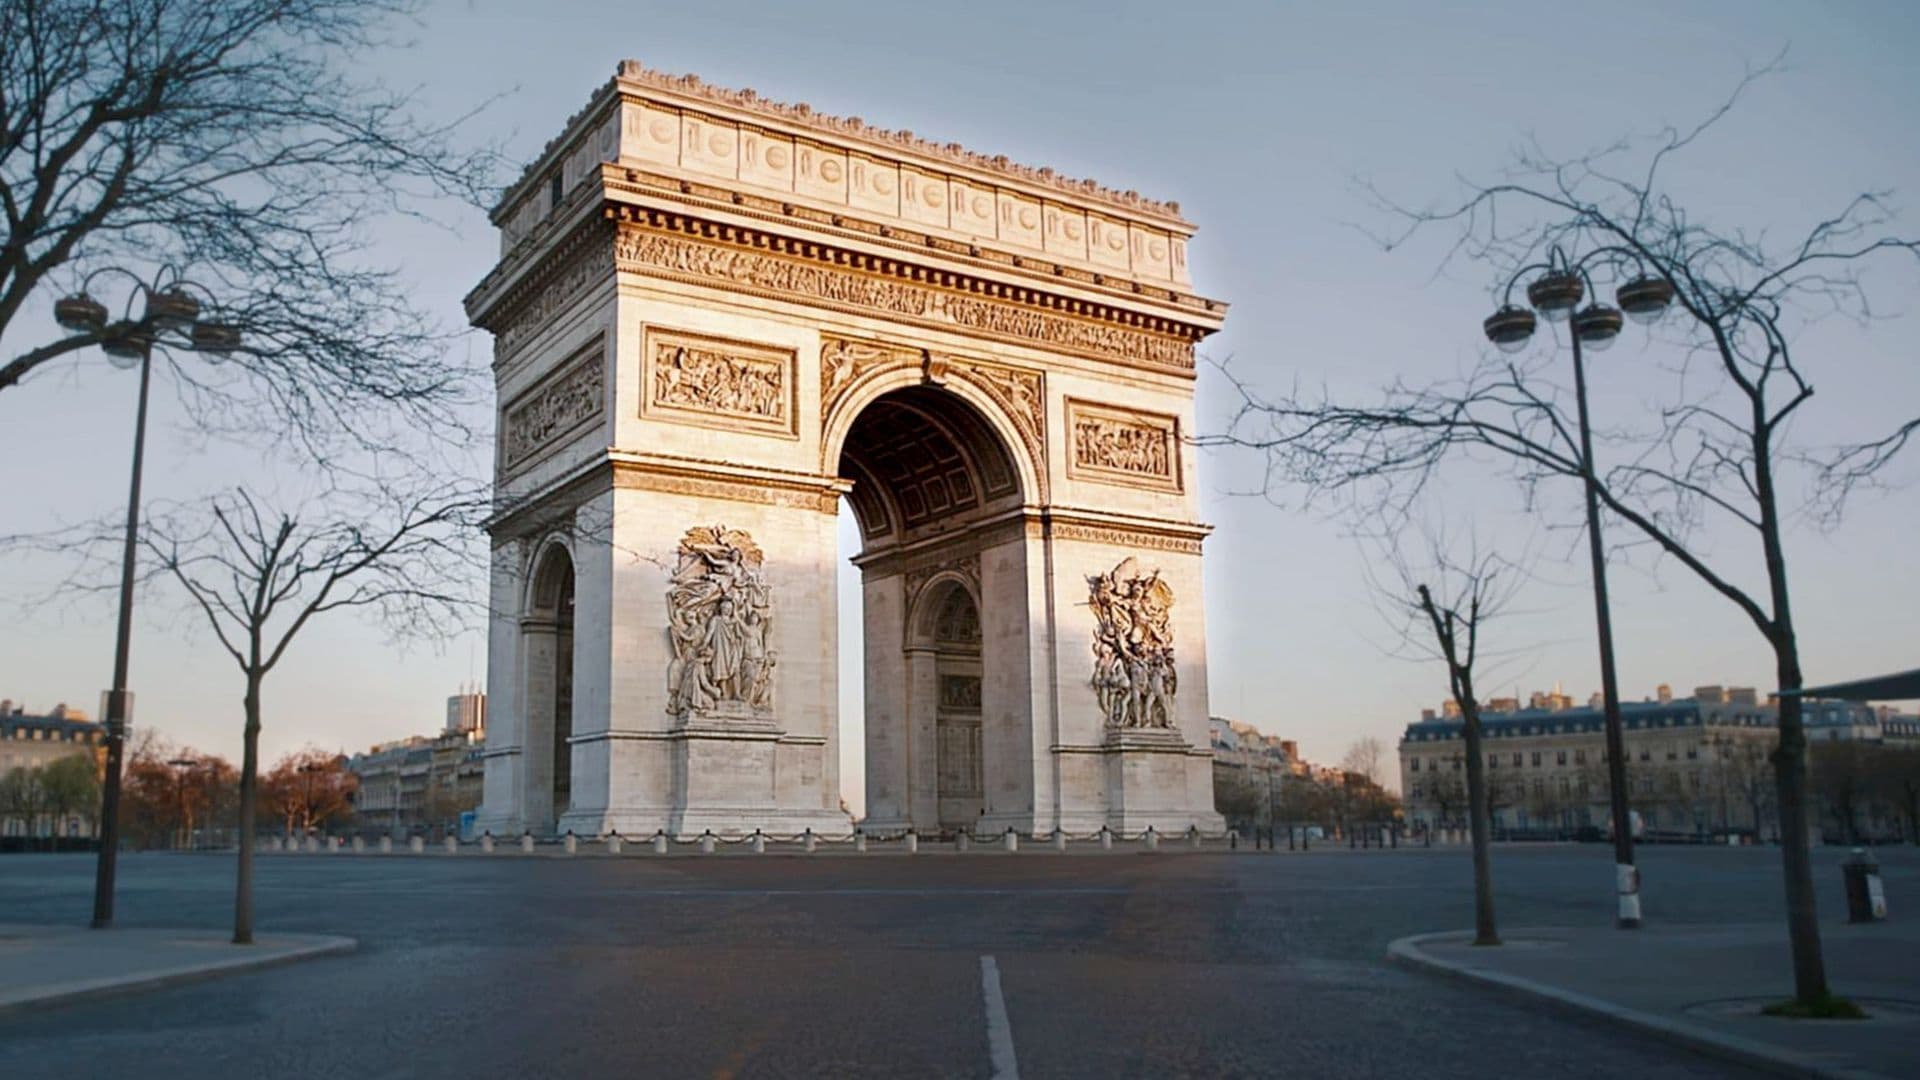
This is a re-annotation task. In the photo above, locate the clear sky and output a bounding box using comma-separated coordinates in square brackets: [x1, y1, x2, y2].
[4, 1, 1917, 814]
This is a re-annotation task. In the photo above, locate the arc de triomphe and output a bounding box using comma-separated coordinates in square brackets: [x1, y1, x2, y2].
[468, 63, 1227, 838]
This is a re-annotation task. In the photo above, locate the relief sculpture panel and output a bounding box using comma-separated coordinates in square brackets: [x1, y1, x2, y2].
[645, 328, 797, 437]
[666, 526, 776, 720]
[1088, 557, 1177, 729]
[1067, 400, 1179, 491]
[500, 347, 603, 473]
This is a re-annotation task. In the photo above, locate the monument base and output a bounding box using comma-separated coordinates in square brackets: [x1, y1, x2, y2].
[1100, 728, 1225, 835]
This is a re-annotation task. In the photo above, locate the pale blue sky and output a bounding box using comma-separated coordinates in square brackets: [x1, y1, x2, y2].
[4, 1, 1917, 811]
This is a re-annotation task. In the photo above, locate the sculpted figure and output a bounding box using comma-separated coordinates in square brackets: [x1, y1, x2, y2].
[1087, 557, 1177, 730]
[665, 526, 775, 718]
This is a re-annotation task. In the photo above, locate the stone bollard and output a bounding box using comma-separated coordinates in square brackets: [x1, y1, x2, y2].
[699, 831, 716, 855]
[444, 835, 458, 854]
[520, 832, 535, 854]
[956, 831, 971, 853]
[379, 836, 393, 854]
[352, 836, 366, 853]
[854, 831, 868, 853]
[1099, 827, 1113, 851]
[267, 836, 280, 852]
[481, 833, 495, 854]
[1003, 829, 1019, 853]
[607, 834, 623, 855]
[803, 828, 816, 854]
[653, 831, 669, 854]
[1053, 830, 1068, 852]
[564, 831, 578, 855]
[1189, 826, 1202, 851]
[1144, 827, 1159, 852]
[408, 835, 425, 854]
[304, 835, 320, 853]
[751, 831, 766, 854]
[905, 831, 919, 854]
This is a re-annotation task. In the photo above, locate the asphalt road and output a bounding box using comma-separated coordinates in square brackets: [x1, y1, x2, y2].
[2, 843, 1908, 1078]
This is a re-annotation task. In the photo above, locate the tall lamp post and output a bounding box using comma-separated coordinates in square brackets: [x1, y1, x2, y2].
[1482, 250, 1674, 929]
[56, 270, 241, 928]
[167, 756, 198, 850]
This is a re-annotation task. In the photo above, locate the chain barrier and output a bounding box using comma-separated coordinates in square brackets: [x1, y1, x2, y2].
[287, 823, 1251, 855]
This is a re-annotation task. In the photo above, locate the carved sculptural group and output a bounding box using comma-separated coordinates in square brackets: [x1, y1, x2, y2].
[1087, 557, 1178, 729]
[666, 526, 775, 718]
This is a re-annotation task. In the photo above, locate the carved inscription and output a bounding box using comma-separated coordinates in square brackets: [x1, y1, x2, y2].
[646, 329, 794, 435]
[501, 348, 602, 472]
[615, 226, 1196, 371]
[1068, 400, 1179, 490]
[666, 526, 776, 719]
[1088, 557, 1177, 729]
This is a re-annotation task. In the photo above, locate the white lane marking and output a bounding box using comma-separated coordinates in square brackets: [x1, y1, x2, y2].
[980, 955, 1020, 1080]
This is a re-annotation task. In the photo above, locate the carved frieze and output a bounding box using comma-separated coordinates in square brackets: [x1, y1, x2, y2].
[644, 328, 797, 437]
[665, 525, 776, 720]
[500, 347, 603, 473]
[494, 240, 613, 363]
[939, 675, 983, 711]
[1067, 399, 1180, 491]
[1088, 557, 1177, 730]
[613, 224, 1197, 372]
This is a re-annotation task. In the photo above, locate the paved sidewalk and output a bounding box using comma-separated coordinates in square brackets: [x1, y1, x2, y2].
[0, 923, 355, 1012]
[1391, 920, 1920, 1080]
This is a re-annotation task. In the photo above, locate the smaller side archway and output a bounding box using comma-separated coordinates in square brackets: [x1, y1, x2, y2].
[521, 540, 576, 833]
[906, 576, 987, 832]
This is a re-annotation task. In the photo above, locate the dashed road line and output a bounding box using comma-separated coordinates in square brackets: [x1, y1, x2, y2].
[980, 955, 1020, 1080]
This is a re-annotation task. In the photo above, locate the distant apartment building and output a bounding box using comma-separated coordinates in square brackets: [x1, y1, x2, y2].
[0, 700, 103, 839]
[349, 692, 486, 836]
[1398, 685, 1792, 835]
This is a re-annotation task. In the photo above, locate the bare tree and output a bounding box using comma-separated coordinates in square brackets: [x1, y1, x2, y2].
[1341, 736, 1386, 787]
[1379, 528, 1525, 947]
[126, 480, 484, 943]
[0, 0, 496, 449]
[1213, 72, 1914, 1006]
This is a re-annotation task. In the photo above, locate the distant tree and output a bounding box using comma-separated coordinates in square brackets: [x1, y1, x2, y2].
[0, 0, 496, 451]
[261, 748, 356, 837]
[39, 753, 100, 836]
[1213, 769, 1264, 828]
[1424, 760, 1469, 831]
[1341, 737, 1386, 788]
[1871, 746, 1920, 845]
[0, 766, 50, 840]
[1811, 742, 1874, 844]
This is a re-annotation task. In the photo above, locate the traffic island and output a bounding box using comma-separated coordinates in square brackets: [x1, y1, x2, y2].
[0, 923, 355, 1012]
[1389, 922, 1919, 1080]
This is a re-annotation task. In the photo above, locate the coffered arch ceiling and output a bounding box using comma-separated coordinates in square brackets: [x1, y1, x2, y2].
[838, 386, 1020, 548]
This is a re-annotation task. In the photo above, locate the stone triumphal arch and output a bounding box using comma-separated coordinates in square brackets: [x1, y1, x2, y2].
[467, 63, 1227, 838]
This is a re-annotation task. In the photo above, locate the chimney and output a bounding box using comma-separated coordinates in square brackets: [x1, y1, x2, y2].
[1420, 708, 1436, 722]
[1656, 684, 1673, 704]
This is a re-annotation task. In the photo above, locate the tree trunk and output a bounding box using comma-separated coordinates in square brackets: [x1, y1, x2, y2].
[233, 675, 262, 945]
[1459, 691, 1499, 946]
[1772, 643, 1828, 1002]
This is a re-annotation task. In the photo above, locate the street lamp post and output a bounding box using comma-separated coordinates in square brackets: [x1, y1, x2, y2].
[1483, 251, 1674, 929]
[57, 270, 241, 928]
[167, 757, 198, 850]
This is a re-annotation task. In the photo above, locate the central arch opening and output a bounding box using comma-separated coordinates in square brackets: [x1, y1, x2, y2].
[834, 384, 1026, 832]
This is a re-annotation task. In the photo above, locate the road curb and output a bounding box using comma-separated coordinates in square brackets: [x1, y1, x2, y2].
[1387, 931, 1891, 1080]
[0, 933, 358, 1013]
